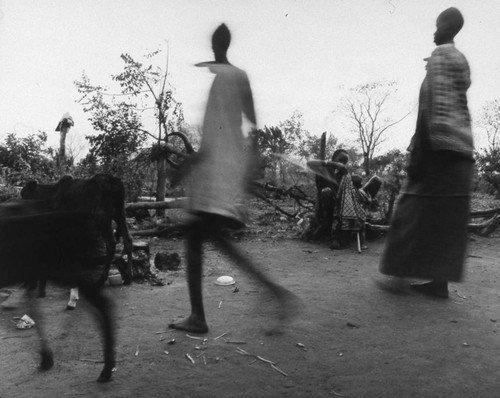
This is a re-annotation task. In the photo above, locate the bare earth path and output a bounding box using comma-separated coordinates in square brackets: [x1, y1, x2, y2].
[1, 232, 499, 397]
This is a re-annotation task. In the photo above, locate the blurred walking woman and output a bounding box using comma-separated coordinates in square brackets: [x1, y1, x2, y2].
[379, 7, 474, 298]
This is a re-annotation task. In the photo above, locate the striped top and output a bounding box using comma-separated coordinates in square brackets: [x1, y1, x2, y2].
[425, 43, 474, 158]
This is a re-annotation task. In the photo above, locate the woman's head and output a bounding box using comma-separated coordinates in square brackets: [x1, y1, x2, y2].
[212, 24, 231, 54]
[434, 7, 464, 45]
[331, 149, 350, 165]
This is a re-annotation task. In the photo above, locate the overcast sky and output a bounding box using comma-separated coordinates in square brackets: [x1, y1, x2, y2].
[1, 0, 499, 156]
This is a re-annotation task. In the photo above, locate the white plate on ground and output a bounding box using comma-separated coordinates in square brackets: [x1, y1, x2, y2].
[215, 276, 236, 286]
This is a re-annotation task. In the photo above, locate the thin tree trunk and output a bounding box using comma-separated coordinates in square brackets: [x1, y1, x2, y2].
[155, 158, 167, 217]
[363, 153, 370, 176]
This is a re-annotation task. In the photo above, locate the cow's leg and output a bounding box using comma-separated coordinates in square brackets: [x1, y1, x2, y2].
[26, 288, 54, 370]
[66, 287, 79, 310]
[79, 284, 115, 382]
[37, 279, 46, 298]
[96, 225, 116, 287]
[122, 236, 133, 285]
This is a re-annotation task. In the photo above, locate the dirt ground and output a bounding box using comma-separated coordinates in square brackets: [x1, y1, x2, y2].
[1, 211, 500, 397]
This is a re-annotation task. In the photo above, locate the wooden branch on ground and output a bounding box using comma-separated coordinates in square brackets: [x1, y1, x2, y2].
[125, 197, 187, 211]
[252, 182, 314, 205]
[131, 224, 187, 237]
[367, 214, 500, 237]
[468, 214, 500, 237]
[470, 208, 500, 218]
[251, 190, 298, 218]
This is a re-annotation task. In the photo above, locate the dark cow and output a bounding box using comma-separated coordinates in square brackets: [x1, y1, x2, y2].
[0, 200, 115, 382]
[21, 174, 134, 293]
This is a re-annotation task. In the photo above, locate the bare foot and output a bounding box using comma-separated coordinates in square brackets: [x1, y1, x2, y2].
[168, 314, 209, 334]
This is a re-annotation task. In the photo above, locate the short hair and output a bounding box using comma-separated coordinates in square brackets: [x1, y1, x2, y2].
[331, 149, 349, 163]
[212, 23, 231, 51]
[437, 7, 464, 36]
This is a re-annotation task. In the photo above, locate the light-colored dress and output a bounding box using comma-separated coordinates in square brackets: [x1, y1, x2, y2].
[188, 63, 254, 226]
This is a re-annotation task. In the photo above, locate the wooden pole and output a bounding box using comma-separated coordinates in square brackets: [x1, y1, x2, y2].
[315, 132, 327, 221]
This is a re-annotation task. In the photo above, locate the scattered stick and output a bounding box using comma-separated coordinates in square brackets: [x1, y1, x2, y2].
[135, 345, 140, 356]
[214, 332, 228, 340]
[155, 330, 172, 334]
[270, 363, 289, 377]
[225, 340, 247, 344]
[296, 343, 306, 350]
[2, 334, 33, 340]
[256, 355, 276, 365]
[186, 334, 205, 341]
[218, 301, 223, 309]
[331, 390, 345, 397]
[236, 348, 280, 365]
[185, 353, 195, 365]
[236, 347, 288, 377]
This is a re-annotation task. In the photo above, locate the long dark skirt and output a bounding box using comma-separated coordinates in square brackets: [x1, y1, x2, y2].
[379, 150, 473, 282]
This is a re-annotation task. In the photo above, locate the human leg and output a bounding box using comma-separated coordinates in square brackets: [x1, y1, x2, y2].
[168, 219, 209, 333]
[213, 233, 298, 334]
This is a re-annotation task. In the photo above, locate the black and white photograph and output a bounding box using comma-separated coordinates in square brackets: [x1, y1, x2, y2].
[1, 1, 499, 397]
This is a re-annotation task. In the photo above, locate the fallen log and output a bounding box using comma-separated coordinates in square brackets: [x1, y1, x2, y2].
[367, 214, 500, 237]
[470, 208, 500, 218]
[131, 224, 187, 237]
[468, 214, 500, 237]
[252, 181, 314, 205]
[125, 197, 187, 211]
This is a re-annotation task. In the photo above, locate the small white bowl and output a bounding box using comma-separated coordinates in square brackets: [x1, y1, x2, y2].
[215, 276, 235, 286]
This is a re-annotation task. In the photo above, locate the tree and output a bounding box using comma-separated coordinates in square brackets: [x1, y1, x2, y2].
[342, 81, 409, 176]
[0, 132, 57, 185]
[478, 99, 500, 149]
[371, 149, 408, 220]
[254, 111, 348, 185]
[253, 112, 314, 185]
[476, 99, 500, 197]
[75, 48, 185, 207]
[277, 110, 310, 157]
